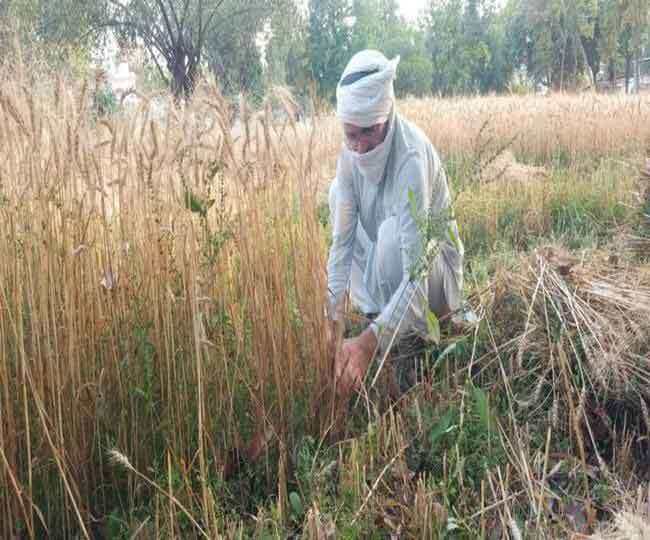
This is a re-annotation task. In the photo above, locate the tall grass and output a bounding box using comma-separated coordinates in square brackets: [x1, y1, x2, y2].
[0, 70, 334, 537]
[2, 64, 650, 537]
[401, 92, 650, 165]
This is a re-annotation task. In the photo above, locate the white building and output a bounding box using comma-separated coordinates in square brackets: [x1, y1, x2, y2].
[110, 62, 136, 96]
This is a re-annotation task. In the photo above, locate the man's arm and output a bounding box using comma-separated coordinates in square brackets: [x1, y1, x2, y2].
[326, 166, 359, 320]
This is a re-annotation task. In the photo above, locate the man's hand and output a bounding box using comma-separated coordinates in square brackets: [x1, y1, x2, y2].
[335, 327, 378, 398]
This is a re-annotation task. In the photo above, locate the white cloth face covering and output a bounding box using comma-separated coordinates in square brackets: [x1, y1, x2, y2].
[342, 107, 396, 185]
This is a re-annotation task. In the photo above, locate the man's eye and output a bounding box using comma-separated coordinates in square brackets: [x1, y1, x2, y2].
[361, 127, 374, 135]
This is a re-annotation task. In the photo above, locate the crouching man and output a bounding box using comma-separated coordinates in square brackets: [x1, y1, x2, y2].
[326, 50, 464, 399]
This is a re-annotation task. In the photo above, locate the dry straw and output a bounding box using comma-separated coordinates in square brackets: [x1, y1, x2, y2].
[1, 60, 650, 536]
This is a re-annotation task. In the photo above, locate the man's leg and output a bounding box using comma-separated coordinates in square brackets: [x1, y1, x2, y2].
[373, 216, 455, 319]
[373, 217, 457, 392]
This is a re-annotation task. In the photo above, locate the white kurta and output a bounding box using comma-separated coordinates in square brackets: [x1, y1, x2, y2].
[327, 110, 464, 350]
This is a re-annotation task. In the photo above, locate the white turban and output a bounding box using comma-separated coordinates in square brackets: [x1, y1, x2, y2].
[336, 50, 400, 128]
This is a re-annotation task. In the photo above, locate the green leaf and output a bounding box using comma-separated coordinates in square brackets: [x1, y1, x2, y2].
[448, 224, 462, 251]
[429, 408, 456, 450]
[471, 385, 493, 436]
[426, 308, 441, 344]
[436, 341, 458, 363]
[289, 491, 303, 518]
[184, 189, 207, 218]
[408, 188, 418, 220]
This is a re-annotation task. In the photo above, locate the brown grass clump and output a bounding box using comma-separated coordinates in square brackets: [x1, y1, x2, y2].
[592, 487, 650, 539]
[416, 245, 650, 537]
[474, 246, 650, 531]
[490, 245, 650, 423]
[480, 149, 548, 184]
[596, 512, 650, 540]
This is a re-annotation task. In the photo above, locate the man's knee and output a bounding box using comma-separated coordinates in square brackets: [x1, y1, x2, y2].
[377, 216, 399, 260]
[428, 253, 461, 319]
[376, 216, 401, 290]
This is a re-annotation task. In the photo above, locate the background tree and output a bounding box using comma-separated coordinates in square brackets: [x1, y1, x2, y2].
[514, 0, 603, 90]
[265, 0, 310, 91]
[425, 0, 466, 94]
[0, 0, 106, 73]
[424, 0, 513, 95]
[101, 0, 279, 99]
[620, 0, 650, 92]
[348, 0, 433, 97]
[308, 0, 352, 101]
[204, 9, 267, 99]
[2, 0, 647, 100]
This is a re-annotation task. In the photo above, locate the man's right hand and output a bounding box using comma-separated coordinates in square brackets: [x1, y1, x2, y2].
[334, 328, 377, 399]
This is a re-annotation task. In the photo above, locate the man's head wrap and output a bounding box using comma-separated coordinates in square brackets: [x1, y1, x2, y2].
[336, 50, 400, 128]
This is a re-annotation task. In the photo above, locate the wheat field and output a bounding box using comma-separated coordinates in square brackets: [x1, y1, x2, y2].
[2, 64, 650, 538]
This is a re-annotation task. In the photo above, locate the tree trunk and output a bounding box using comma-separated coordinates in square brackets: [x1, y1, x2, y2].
[559, 33, 568, 92]
[185, 61, 198, 98]
[625, 55, 632, 94]
[171, 56, 187, 101]
[608, 58, 615, 87]
[169, 50, 198, 101]
[635, 50, 641, 94]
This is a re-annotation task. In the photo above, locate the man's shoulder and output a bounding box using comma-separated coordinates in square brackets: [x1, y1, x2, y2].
[396, 112, 433, 143]
[395, 113, 439, 156]
[394, 113, 441, 171]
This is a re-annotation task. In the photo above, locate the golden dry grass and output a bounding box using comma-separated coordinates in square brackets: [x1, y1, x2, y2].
[0, 72, 335, 537]
[401, 92, 650, 164]
[1, 67, 650, 537]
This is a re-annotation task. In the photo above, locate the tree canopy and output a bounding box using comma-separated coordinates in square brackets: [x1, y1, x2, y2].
[1, 0, 648, 98]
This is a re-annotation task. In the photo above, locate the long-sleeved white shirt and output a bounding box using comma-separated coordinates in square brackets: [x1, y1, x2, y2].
[327, 111, 464, 348]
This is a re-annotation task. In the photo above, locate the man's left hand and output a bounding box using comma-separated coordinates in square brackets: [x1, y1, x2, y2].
[335, 328, 378, 398]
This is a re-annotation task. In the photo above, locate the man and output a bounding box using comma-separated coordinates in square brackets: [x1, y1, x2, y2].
[327, 50, 464, 398]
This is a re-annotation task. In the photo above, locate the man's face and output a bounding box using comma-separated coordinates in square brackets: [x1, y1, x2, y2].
[343, 121, 387, 154]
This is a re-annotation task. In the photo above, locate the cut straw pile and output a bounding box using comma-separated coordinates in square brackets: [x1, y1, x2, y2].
[592, 486, 650, 539]
[489, 244, 650, 464]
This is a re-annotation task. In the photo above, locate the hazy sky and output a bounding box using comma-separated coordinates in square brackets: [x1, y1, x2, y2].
[296, 0, 431, 23]
[398, 0, 429, 21]
[398, 0, 507, 21]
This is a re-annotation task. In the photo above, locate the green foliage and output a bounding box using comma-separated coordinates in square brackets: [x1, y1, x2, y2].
[308, 0, 352, 101]
[407, 382, 506, 511]
[0, 0, 104, 73]
[184, 188, 215, 220]
[426, 308, 441, 344]
[407, 187, 456, 281]
[428, 407, 457, 452]
[266, 1, 310, 91]
[93, 86, 118, 117]
[348, 0, 433, 97]
[425, 0, 515, 95]
[132, 324, 157, 411]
